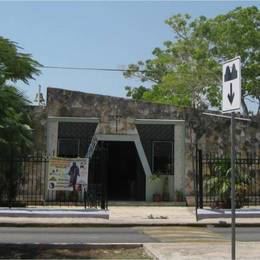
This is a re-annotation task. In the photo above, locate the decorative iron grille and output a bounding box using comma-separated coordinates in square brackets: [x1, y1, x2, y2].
[196, 149, 260, 209]
[0, 154, 106, 209]
[58, 122, 98, 157]
[136, 124, 174, 174]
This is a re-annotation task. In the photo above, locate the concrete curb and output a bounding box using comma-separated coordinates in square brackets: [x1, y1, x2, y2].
[1, 222, 260, 228]
[0, 208, 109, 219]
[0, 242, 143, 249]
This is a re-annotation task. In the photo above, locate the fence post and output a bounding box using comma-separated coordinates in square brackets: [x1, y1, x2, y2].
[198, 149, 203, 209]
[100, 142, 108, 210]
[195, 148, 198, 211]
[8, 150, 14, 209]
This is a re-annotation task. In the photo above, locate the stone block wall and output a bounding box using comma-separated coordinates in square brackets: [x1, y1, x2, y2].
[183, 109, 260, 195]
[29, 106, 47, 153]
[31, 87, 260, 197]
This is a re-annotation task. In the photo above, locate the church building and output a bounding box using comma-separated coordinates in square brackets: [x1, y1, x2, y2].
[45, 87, 185, 201]
[33, 87, 259, 202]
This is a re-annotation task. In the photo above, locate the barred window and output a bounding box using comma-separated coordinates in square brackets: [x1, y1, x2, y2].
[152, 141, 173, 175]
[58, 138, 80, 158]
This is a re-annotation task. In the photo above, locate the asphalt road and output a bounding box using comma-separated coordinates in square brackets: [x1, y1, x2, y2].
[138, 226, 260, 243]
[209, 226, 260, 242]
[0, 227, 156, 244]
[0, 226, 259, 244]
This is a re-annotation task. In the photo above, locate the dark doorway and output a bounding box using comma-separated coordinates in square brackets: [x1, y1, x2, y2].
[106, 141, 145, 201]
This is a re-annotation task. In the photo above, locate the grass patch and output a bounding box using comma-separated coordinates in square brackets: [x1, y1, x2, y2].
[0, 244, 152, 259]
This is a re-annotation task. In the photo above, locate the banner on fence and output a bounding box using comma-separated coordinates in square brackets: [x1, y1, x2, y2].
[48, 158, 89, 191]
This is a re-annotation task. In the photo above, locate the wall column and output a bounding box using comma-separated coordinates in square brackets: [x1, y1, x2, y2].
[46, 119, 59, 156]
[174, 122, 185, 196]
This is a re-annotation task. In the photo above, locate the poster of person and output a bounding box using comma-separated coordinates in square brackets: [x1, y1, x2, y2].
[48, 158, 89, 191]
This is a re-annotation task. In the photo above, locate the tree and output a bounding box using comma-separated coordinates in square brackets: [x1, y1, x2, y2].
[124, 6, 260, 115]
[0, 86, 33, 155]
[0, 36, 41, 156]
[0, 37, 40, 84]
[0, 37, 40, 206]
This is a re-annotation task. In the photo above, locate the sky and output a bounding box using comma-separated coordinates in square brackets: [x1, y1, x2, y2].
[0, 1, 259, 105]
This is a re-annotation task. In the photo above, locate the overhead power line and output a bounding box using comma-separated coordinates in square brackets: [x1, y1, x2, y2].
[42, 65, 131, 72]
[41, 65, 221, 76]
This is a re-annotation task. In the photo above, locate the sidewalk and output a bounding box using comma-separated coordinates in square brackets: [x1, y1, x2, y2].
[144, 242, 260, 260]
[1, 206, 260, 226]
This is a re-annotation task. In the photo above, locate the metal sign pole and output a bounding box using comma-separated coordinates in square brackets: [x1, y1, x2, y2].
[222, 57, 240, 260]
[231, 112, 236, 260]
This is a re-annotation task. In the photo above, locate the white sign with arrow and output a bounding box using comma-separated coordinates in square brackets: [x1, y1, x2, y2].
[222, 57, 241, 113]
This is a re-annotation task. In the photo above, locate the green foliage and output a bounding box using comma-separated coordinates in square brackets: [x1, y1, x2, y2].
[205, 160, 251, 208]
[0, 86, 33, 156]
[196, 6, 260, 114]
[175, 190, 184, 202]
[0, 36, 41, 85]
[0, 37, 40, 206]
[149, 173, 161, 184]
[125, 85, 148, 100]
[124, 6, 260, 114]
[0, 36, 40, 155]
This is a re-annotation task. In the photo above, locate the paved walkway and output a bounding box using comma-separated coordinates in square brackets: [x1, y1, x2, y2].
[0, 206, 260, 226]
[145, 242, 260, 260]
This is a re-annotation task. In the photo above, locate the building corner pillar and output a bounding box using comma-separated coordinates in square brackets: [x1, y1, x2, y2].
[174, 123, 185, 197]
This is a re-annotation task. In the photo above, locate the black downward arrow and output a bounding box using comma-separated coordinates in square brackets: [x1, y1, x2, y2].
[228, 83, 235, 104]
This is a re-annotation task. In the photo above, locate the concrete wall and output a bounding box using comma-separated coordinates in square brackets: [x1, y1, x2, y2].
[31, 87, 260, 199]
[45, 88, 187, 201]
[45, 118, 183, 201]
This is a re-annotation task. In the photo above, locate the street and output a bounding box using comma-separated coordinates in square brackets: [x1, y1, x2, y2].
[208, 226, 260, 242]
[0, 226, 260, 244]
[0, 227, 155, 244]
[139, 226, 260, 243]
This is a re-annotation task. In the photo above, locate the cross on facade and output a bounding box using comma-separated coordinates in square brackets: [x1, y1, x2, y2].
[109, 108, 122, 132]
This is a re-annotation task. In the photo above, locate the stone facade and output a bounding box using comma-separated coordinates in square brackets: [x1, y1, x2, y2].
[184, 110, 260, 196]
[31, 87, 260, 200]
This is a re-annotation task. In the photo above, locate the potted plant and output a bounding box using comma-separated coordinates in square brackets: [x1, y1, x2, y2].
[162, 176, 170, 201]
[149, 173, 162, 202]
[205, 160, 250, 209]
[175, 190, 184, 202]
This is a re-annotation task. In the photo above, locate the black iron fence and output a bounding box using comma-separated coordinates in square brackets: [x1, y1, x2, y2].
[196, 149, 260, 209]
[0, 154, 107, 209]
